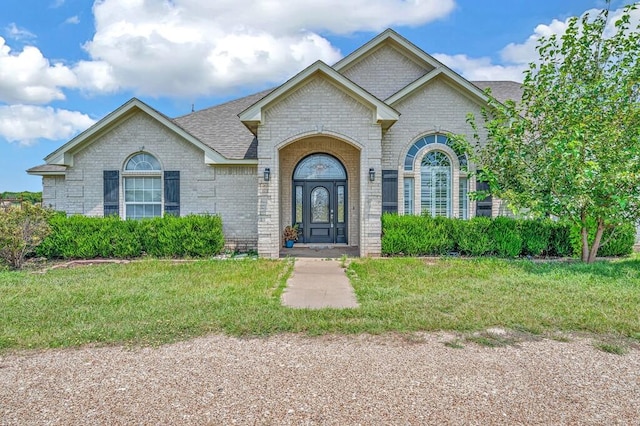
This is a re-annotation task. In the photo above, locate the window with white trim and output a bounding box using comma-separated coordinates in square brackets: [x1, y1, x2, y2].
[123, 153, 162, 219]
[402, 134, 469, 218]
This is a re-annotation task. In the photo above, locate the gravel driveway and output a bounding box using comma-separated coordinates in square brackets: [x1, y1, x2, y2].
[1, 333, 638, 425]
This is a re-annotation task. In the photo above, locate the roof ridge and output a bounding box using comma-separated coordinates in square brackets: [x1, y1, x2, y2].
[173, 88, 275, 119]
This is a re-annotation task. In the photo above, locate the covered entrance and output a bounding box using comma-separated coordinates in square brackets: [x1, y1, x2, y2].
[292, 154, 347, 244]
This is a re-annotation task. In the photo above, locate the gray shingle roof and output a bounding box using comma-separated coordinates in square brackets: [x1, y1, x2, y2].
[171, 82, 522, 161]
[472, 81, 523, 104]
[173, 89, 273, 160]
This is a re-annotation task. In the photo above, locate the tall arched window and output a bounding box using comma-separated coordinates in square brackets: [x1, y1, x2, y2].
[402, 134, 469, 218]
[123, 153, 162, 219]
[421, 151, 451, 217]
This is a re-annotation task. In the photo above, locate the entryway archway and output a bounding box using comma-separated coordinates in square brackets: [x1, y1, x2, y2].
[292, 154, 347, 244]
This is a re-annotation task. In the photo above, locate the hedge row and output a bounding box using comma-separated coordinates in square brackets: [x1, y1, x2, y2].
[36, 213, 225, 259]
[381, 214, 635, 258]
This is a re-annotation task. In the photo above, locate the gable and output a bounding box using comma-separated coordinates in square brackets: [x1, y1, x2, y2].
[42, 98, 238, 168]
[263, 75, 376, 128]
[340, 43, 433, 100]
[239, 61, 399, 133]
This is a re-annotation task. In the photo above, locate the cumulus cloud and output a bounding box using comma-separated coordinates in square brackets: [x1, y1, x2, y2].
[75, 0, 455, 97]
[0, 37, 77, 104]
[0, 105, 95, 145]
[435, 5, 640, 82]
[433, 54, 528, 82]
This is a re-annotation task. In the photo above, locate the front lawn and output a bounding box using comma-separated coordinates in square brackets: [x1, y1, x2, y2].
[1, 257, 638, 351]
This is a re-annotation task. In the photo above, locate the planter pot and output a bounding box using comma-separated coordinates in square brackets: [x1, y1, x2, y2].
[285, 240, 294, 248]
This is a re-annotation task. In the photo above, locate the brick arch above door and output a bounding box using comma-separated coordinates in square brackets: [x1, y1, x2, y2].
[279, 136, 360, 247]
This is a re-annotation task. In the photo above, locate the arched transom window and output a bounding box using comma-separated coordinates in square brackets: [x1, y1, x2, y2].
[123, 153, 162, 219]
[125, 153, 161, 171]
[294, 154, 346, 180]
[403, 134, 469, 219]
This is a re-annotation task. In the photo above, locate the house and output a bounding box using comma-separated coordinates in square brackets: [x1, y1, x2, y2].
[27, 29, 522, 258]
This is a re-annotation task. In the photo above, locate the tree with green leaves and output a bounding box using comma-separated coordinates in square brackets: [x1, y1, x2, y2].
[458, 2, 640, 263]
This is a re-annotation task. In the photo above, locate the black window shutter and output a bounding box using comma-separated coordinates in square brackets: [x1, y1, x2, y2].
[103, 170, 119, 217]
[475, 179, 493, 217]
[382, 170, 398, 214]
[164, 171, 180, 216]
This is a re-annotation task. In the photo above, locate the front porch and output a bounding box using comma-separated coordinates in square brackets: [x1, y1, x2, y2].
[279, 244, 360, 258]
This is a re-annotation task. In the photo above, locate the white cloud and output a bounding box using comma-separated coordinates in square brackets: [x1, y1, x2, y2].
[75, 0, 455, 97]
[435, 5, 640, 82]
[51, 0, 65, 8]
[433, 54, 528, 82]
[5, 23, 36, 41]
[0, 105, 95, 145]
[64, 16, 80, 25]
[0, 37, 78, 104]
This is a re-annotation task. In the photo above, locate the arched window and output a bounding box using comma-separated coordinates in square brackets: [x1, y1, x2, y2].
[293, 154, 346, 180]
[125, 153, 161, 171]
[402, 134, 469, 218]
[404, 134, 467, 171]
[421, 151, 451, 217]
[123, 153, 162, 219]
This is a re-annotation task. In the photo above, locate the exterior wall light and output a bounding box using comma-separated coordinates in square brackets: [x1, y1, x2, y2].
[264, 168, 271, 181]
[369, 167, 375, 182]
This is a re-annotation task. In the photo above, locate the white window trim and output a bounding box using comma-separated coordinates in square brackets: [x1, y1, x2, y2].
[122, 153, 163, 220]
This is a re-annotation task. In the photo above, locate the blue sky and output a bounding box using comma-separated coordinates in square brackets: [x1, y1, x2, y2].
[0, 0, 634, 191]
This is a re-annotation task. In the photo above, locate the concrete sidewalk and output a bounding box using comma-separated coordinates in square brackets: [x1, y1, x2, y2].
[281, 259, 359, 309]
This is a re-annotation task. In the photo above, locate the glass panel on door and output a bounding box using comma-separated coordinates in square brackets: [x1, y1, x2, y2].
[311, 187, 329, 223]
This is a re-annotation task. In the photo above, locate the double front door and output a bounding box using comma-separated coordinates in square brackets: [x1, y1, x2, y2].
[293, 180, 347, 244]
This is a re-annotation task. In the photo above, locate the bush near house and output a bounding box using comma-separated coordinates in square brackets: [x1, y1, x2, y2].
[381, 214, 633, 258]
[0, 203, 53, 269]
[36, 214, 225, 259]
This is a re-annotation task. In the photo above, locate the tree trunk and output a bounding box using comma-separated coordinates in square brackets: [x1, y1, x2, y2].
[581, 226, 590, 262]
[587, 219, 605, 263]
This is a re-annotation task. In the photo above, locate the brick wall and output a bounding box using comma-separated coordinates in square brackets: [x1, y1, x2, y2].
[279, 137, 360, 247]
[257, 75, 382, 258]
[341, 44, 432, 100]
[44, 111, 258, 250]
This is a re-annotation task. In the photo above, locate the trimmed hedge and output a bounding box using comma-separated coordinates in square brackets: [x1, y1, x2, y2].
[36, 213, 225, 259]
[381, 214, 635, 258]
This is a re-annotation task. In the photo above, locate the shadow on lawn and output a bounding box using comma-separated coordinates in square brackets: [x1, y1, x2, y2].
[510, 256, 640, 279]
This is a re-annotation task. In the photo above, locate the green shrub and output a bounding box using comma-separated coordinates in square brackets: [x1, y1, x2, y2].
[381, 214, 454, 256]
[489, 216, 523, 258]
[0, 203, 53, 268]
[569, 220, 635, 258]
[37, 214, 224, 259]
[453, 217, 493, 256]
[548, 221, 573, 257]
[382, 215, 581, 259]
[519, 219, 552, 256]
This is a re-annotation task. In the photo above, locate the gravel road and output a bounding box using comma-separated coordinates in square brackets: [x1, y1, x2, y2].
[1, 333, 639, 425]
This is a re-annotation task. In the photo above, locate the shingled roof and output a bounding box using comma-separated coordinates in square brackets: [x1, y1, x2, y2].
[472, 81, 523, 105]
[171, 81, 522, 161]
[173, 89, 273, 160]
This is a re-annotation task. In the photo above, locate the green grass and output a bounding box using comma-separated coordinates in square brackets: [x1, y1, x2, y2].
[1, 256, 639, 351]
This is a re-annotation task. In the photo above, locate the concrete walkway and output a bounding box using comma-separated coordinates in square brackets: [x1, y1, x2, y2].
[281, 259, 359, 309]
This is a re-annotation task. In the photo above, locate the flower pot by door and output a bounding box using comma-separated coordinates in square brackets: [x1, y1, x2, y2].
[285, 240, 294, 248]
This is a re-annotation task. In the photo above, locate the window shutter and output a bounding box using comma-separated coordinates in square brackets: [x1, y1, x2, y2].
[475, 179, 493, 217]
[164, 171, 180, 216]
[103, 170, 119, 217]
[382, 170, 398, 214]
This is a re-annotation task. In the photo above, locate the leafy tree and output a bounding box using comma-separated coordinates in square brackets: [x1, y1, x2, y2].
[0, 191, 42, 204]
[457, 2, 640, 262]
[0, 203, 53, 269]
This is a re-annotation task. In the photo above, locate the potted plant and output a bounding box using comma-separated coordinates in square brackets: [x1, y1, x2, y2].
[283, 224, 299, 248]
